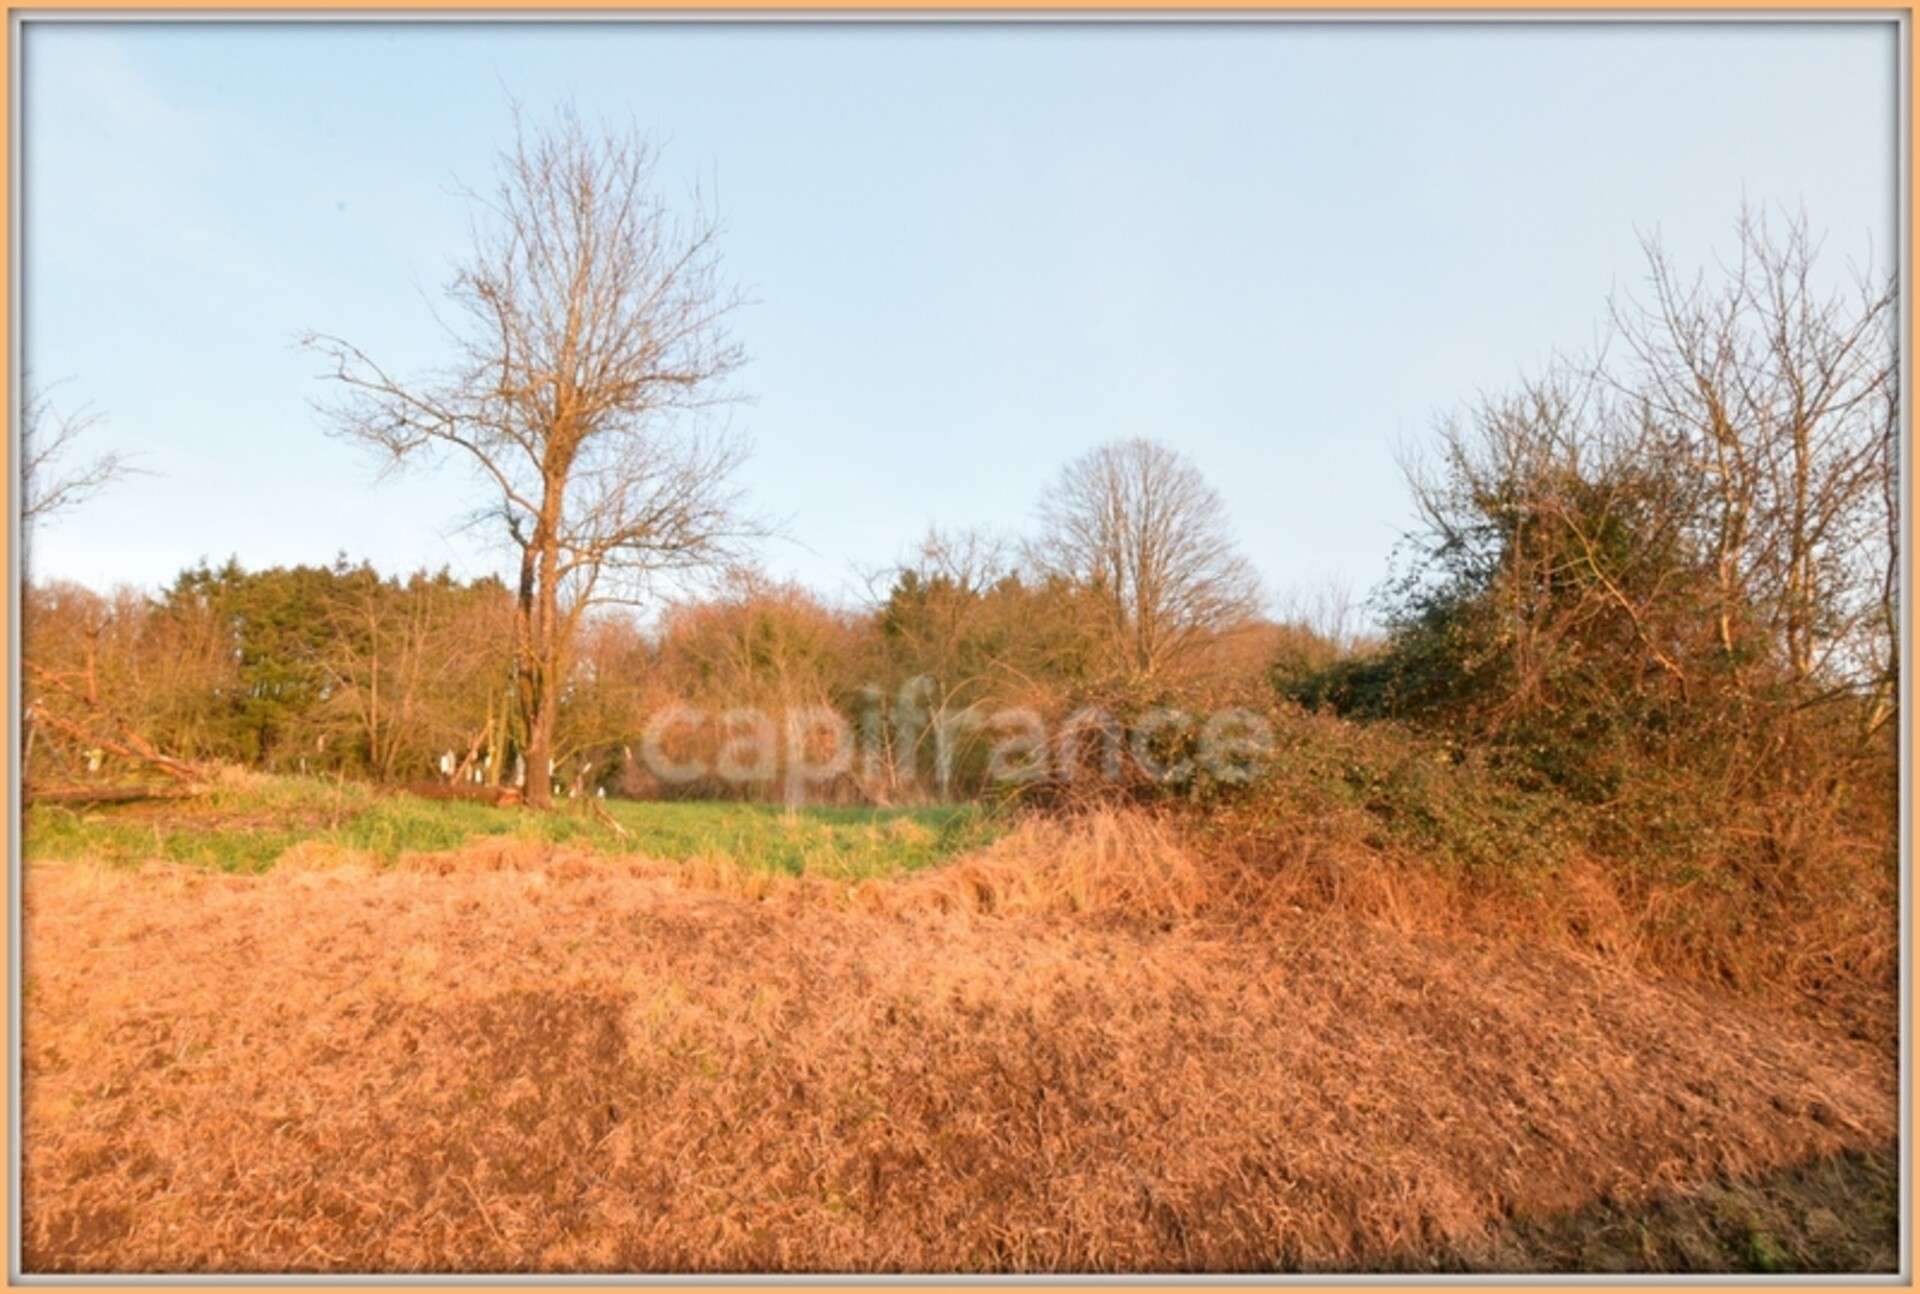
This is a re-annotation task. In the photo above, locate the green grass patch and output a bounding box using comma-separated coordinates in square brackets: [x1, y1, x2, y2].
[594, 799, 999, 879]
[22, 775, 1001, 879]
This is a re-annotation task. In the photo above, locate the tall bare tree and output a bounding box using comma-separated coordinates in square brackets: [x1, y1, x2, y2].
[305, 104, 756, 808]
[1029, 438, 1264, 684]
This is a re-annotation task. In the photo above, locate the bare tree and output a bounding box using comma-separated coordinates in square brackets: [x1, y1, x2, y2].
[1029, 438, 1264, 683]
[1391, 206, 1898, 793]
[1611, 206, 1897, 725]
[304, 104, 757, 808]
[21, 382, 132, 570]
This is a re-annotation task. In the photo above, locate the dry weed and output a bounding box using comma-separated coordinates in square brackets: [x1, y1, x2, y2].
[870, 808, 1208, 921]
[277, 839, 381, 874]
[21, 819, 1896, 1274]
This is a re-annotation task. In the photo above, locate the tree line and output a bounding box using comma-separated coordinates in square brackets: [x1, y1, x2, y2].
[22, 443, 1289, 803]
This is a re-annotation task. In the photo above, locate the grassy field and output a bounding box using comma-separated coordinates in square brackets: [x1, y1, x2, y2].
[17, 774, 1900, 1274]
[22, 775, 999, 879]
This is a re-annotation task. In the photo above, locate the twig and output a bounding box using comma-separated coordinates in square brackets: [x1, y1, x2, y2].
[590, 798, 631, 839]
[460, 1175, 508, 1249]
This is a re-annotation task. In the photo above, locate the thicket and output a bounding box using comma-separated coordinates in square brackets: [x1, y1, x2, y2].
[1260, 211, 1898, 1010]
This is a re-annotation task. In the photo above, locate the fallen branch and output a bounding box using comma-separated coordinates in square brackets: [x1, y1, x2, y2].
[450, 719, 494, 786]
[393, 780, 523, 808]
[24, 783, 202, 809]
[23, 686, 205, 784]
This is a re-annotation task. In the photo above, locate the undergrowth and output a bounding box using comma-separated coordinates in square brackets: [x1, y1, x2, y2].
[1182, 703, 1897, 1038]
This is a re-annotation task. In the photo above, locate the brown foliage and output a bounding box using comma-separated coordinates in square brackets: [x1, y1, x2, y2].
[22, 813, 1894, 1274]
[22, 581, 228, 783]
[1197, 706, 1896, 1044]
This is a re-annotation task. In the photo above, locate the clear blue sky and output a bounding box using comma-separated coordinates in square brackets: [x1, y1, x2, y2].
[20, 19, 1899, 621]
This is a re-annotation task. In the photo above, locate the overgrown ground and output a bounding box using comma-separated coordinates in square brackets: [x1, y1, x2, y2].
[18, 778, 1901, 1274]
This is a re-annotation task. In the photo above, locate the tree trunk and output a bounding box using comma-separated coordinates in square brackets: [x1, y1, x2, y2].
[522, 500, 566, 810]
[525, 697, 555, 808]
[512, 516, 545, 808]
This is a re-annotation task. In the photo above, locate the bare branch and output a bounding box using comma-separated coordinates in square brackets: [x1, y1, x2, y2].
[21, 382, 142, 553]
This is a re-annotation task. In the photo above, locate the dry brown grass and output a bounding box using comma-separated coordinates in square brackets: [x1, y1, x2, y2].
[22, 810, 1896, 1274]
[863, 808, 1210, 921]
[1199, 808, 1897, 1048]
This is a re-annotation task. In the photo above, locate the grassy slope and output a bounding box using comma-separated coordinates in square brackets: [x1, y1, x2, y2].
[21, 855, 1894, 1273]
[16, 772, 1901, 1273]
